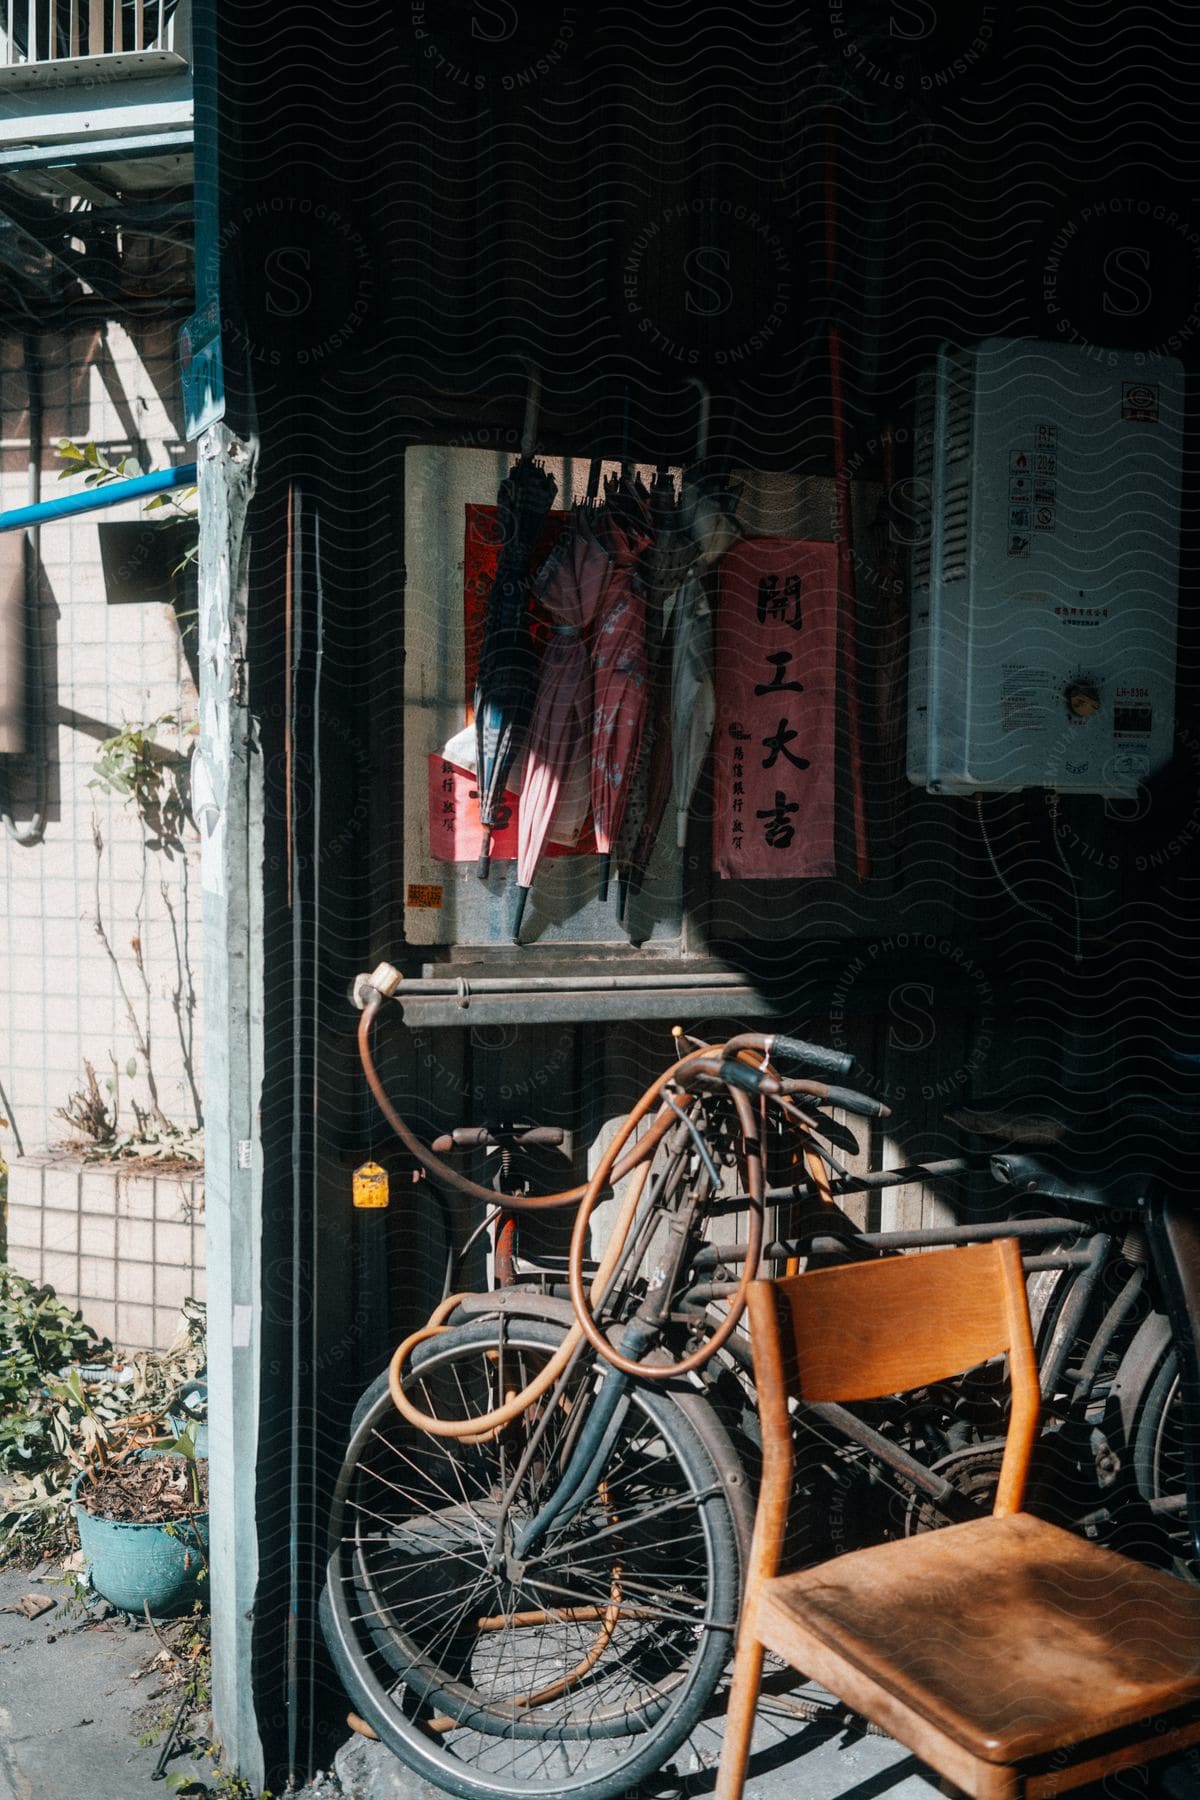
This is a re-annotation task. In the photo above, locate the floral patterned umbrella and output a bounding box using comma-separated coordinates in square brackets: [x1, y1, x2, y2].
[511, 505, 614, 941]
[589, 473, 654, 900]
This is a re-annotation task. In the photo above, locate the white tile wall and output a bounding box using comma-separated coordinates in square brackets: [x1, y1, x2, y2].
[0, 326, 203, 1161]
[6, 1156, 204, 1351]
[0, 326, 206, 1352]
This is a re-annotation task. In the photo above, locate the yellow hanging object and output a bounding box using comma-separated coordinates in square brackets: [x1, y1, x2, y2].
[353, 1162, 389, 1210]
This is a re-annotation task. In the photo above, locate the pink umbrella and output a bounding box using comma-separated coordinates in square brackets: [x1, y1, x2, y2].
[590, 475, 654, 900]
[511, 505, 614, 941]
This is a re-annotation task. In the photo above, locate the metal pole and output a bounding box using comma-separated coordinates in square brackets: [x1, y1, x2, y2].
[392, 971, 766, 996]
[0, 337, 46, 843]
[0, 461, 197, 533]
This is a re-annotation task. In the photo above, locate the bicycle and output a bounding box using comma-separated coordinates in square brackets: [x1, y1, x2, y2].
[322, 969, 1198, 1800]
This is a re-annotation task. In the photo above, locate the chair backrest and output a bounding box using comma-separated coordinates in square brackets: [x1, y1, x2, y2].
[748, 1237, 1040, 1518]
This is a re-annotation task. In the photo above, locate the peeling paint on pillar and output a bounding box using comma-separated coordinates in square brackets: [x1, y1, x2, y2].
[196, 420, 263, 1787]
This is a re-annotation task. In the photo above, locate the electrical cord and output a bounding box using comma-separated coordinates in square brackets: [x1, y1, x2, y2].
[974, 794, 1052, 924]
[1046, 793, 1084, 965]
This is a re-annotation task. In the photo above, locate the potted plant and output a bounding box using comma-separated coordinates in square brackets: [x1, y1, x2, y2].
[71, 1396, 209, 1619]
[0, 1274, 208, 1608]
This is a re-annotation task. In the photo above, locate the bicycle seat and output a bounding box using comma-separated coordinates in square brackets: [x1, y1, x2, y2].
[952, 1096, 1200, 1213]
[948, 1109, 1067, 1149]
[987, 1149, 1154, 1215]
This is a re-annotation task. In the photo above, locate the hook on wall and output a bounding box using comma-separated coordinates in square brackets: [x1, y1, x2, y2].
[519, 358, 542, 459]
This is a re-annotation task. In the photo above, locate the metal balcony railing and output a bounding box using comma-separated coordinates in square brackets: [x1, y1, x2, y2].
[0, 0, 186, 70]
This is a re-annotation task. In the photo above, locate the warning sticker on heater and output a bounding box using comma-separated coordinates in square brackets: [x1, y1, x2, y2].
[1034, 505, 1055, 531]
[1122, 381, 1160, 422]
[1001, 664, 1052, 731]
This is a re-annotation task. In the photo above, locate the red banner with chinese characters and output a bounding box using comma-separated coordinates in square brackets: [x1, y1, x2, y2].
[428, 757, 521, 863]
[712, 538, 839, 879]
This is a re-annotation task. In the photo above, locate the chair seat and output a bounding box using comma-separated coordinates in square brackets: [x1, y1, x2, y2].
[756, 1511, 1200, 1766]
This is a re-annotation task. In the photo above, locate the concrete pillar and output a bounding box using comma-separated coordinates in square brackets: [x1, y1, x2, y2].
[194, 420, 262, 1786]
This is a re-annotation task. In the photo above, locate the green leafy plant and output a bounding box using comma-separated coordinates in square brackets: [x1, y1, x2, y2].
[0, 1285, 206, 1567]
[89, 712, 195, 853]
[0, 1267, 106, 1476]
[57, 438, 198, 574]
[161, 1420, 204, 1510]
[56, 438, 143, 488]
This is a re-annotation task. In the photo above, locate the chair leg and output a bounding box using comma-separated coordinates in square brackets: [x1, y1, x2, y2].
[715, 1636, 767, 1800]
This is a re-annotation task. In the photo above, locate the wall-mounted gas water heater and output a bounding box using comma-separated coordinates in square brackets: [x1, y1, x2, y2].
[907, 338, 1184, 796]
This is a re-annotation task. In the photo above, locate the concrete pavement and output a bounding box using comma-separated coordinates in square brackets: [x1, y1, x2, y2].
[2, 1557, 1194, 1800]
[0, 1560, 211, 1800]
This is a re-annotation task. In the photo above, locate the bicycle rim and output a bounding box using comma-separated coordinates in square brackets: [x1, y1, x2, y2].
[323, 1316, 743, 1800]
[1132, 1348, 1196, 1575]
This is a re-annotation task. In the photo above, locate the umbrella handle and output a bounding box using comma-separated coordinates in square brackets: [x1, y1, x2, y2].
[511, 884, 530, 943]
[685, 377, 711, 462]
[520, 359, 541, 459]
[477, 831, 492, 881]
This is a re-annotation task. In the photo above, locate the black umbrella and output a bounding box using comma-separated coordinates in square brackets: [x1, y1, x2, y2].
[473, 455, 558, 877]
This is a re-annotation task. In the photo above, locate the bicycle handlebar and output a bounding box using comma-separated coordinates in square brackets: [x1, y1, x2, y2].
[821, 1084, 892, 1120]
[714, 1057, 777, 1098]
[431, 1125, 566, 1152]
[706, 1057, 890, 1120]
[769, 1033, 855, 1078]
[357, 981, 877, 1212]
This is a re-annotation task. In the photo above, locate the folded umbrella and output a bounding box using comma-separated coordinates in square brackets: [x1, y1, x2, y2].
[512, 505, 615, 941]
[670, 473, 741, 848]
[614, 468, 686, 912]
[472, 456, 558, 877]
[590, 474, 654, 901]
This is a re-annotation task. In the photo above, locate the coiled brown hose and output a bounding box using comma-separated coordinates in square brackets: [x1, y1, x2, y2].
[358, 993, 829, 1426]
[567, 1062, 764, 1379]
[359, 995, 673, 1210]
[387, 1160, 651, 1442]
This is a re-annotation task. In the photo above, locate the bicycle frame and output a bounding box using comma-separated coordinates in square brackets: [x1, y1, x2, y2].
[460, 1198, 1122, 1550]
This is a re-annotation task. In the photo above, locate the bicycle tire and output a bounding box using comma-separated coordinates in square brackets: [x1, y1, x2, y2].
[323, 1316, 747, 1800]
[1132, 1346, 1196, 1576]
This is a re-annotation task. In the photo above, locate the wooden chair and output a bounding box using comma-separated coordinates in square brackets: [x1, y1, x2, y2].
[716, 1238, 1200, 1800]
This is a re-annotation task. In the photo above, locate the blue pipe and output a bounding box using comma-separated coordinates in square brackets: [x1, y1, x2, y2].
[0, 462, 197, 533]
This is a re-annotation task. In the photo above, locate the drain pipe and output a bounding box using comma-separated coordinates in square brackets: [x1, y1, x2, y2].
[0, 458, 198, 532]
[0, 335, 46, 845]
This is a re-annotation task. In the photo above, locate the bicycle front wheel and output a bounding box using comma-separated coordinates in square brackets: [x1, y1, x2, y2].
[322, 1315, 747, 1800]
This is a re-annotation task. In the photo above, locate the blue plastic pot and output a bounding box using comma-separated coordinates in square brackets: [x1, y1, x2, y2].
[72, 1456, 209, 1618]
